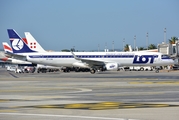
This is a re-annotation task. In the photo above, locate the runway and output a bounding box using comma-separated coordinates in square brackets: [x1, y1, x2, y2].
[0, 68, 179, 120]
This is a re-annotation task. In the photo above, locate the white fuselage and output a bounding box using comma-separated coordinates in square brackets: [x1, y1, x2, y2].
[15, 51, 174, 68]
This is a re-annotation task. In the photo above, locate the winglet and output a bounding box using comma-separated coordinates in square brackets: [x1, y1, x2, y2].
[129, 45, 133, 52]
[71, 51, 80, 60]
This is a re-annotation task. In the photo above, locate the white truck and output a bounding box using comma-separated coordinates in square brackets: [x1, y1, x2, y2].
[129, 66, 154, 71]
[7, 66, 16, 71]
[7, 66, 23, 73]
[15, 68, 23, 73]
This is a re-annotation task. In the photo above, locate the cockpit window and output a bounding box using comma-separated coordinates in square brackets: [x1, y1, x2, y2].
[161, 55, 171, 59]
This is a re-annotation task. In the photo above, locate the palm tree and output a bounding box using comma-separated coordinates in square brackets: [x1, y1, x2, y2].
[124, 44, 129, 52]
[148, 44, 157, 50]
[169, 36, 178, 44]
[61, 49, 70, 52]
[70, 48, 75, 52]
[138, 47, 145, 51]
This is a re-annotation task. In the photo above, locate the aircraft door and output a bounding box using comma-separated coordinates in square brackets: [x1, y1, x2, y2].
[154, 54, 160, 63]
[40, 54, 43, 62]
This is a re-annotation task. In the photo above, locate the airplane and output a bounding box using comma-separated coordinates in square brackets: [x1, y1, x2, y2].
[6, 29, 175, 74]
[1, 42, 36, 66]
[2, 40, 59, 73]
[2, 31, 46, 65]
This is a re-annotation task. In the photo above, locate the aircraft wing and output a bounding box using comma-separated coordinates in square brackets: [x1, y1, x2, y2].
[4, 51, 16, 56]
[71, 52, 106, 67]
[5, 52, 27, 61]
[80, 58, 105, 67]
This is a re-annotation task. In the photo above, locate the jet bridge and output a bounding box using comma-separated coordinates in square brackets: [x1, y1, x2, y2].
[158, 43, 172, 55]
[171, 42, 179, 57]
[158, 42, 179, 57]
[158, 41, 179, 65]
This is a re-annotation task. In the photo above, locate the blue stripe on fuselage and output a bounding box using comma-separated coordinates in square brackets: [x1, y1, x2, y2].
[28, 55, 135, 58]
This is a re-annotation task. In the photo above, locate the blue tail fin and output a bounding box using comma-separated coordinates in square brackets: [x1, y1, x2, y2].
[7, 29, 36, 53]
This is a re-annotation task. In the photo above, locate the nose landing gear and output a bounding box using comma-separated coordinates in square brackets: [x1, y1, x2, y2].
[155, 68, 159, 73]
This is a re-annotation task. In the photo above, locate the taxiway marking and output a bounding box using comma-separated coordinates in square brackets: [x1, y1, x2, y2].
[0, 113, 137, 120]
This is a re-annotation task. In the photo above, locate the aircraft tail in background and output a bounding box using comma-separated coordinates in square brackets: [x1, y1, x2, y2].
[7, 29, 36, 53]
[2, 41, 35, 65]
[128, 45, 133, 52]
[2, 42, 13, 53]
[24, 32, 46, 52]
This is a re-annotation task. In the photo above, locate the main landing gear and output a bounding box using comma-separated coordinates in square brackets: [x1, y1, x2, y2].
[90, 69, 96, 74]
[155, 68, 159, 73]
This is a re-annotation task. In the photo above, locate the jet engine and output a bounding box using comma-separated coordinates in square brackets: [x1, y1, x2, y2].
[72, 62, 89, 68]
[105, 63, 119, 71]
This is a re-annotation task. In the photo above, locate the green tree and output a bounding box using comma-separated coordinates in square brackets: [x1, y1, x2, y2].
[61, 49, 70, 52]
[169, 36, 178, 44]
[138, 47, 145, 50]
[148, 44, 157, 50]
[124, 44, 129, 52]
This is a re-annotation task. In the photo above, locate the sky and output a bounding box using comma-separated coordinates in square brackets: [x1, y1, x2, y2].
[0, 0, 179, 51]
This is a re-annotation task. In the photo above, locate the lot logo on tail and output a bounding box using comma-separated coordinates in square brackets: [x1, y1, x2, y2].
[11, 39, 24, 50]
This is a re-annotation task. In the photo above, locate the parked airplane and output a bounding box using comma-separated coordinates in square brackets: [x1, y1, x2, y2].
[2, 40, 59, 73]
[6, 29, 174, 74]
[2, 32, 45, 65]
[2, 30, 46, 65]
[1, 42, 35, 66]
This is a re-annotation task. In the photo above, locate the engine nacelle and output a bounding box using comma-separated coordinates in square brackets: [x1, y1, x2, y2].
[105, 63, 119, 71]
[72, 62, 89, 68]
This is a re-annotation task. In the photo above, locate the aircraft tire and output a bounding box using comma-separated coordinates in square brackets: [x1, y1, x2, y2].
[155, 69, 159, 73]
[90, 69, 95, 74]
[140, 67, 144, 71]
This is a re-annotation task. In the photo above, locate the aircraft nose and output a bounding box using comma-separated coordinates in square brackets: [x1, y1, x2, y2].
[171, 59, 175, 64]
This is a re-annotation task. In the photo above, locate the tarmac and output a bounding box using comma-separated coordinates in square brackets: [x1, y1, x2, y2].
[0, 68, 179, 120]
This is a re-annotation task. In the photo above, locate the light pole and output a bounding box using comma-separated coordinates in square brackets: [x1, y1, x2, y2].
[98, 44, 99, 52]
[112, 41, 114, 51]
[73, 46, 75, 52]
[164, 28, 166, 43]
[123, 38, 125, 51]
[134, 35, 136, 51]
[146, 32, 148, 50]
[105, 42, 107, 52]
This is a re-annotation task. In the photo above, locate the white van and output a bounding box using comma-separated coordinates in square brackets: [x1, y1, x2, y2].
[129, 66, 153, 71]
[7, 66, 17, 72]
[140, 66, 153, 71]
[15, 68, 23, 73]
[129, 66, 141, 71]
